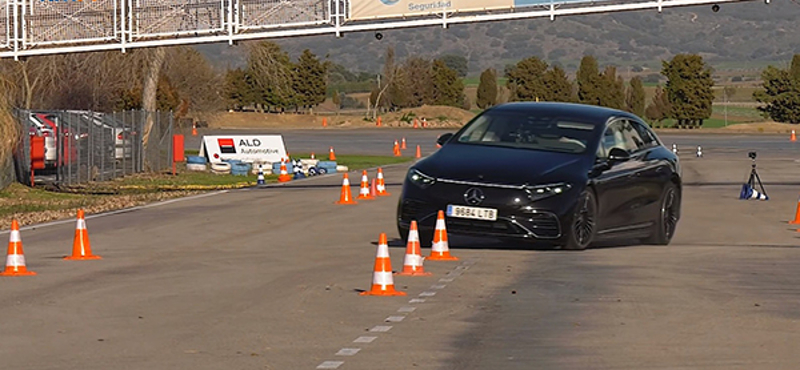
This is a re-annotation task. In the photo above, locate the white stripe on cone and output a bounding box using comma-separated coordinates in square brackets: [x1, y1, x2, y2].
[343, 178, 350, 186]
[76, 219, 86, 230]
[432, 241, 447, 252]
[6, 254, 25, 268]
[376, 244, 390, 258]
[403, 254, 423, 267]
[9, 230, 20, 242]
[373, 271, 394, 287]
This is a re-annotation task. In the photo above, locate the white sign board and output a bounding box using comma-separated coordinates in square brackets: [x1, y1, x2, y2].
[200, 135, 288, 164]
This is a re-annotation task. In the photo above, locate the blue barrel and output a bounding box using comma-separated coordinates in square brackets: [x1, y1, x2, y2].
[230, 162, 251, 176]
[186, 155, 206, 164]
[272, 162, 294, 174]
[316, 161, 337, 173]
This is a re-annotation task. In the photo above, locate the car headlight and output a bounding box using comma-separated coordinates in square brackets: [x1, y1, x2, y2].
[407, 169, 436, 189]
[524, 183, 572, 202]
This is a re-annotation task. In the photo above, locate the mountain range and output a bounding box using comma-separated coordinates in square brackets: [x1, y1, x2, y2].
[196, 0, 800, 75]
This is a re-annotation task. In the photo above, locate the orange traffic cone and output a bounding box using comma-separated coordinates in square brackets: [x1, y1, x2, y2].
[376, 168, 390, 196]
[792, 130, 796, 142]
[415, 145, 421, 159]
[790, 196, 800, 224]
[329, 146, 336, 161]
[401, 138, 407, 150]
[413, 118, 419, 129]
[393, 140, 401, 157]
[397, 221, 431, 276]
[428, 211, 458, 261]
[65, 209, 101, 260]
[376, 116, 382, 127]
[277, 161, 292, 183]
[357, 170, 375, 200]
[322, 117, 328, 127]
[336, 173, 358, 205]
[191, 122, 197, 136]
[1, 220, 36, 276]
[361, 233, 406, 296]
[310, 152, 315, 159]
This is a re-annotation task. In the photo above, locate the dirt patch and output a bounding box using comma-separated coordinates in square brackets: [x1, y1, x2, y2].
[209, 105, 476, 130]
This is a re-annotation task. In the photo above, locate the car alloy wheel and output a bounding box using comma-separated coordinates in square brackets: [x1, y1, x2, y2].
[565, 190, 596, 250]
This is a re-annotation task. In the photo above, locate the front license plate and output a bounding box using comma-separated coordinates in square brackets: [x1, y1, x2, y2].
[446, 205, 498, 221]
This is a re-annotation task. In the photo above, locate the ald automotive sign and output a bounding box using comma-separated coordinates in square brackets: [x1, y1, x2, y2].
[200, 135, 288, 163]
[351, 0, 512, 19]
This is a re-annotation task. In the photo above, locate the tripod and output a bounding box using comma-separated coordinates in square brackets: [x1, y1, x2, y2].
[746, 158, 767, 198]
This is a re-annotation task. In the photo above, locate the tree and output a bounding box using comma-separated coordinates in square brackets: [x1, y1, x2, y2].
[398, 57, 432, 108]
[645, 85, 672, 126]
[476, 68, 498, 109]
[332, 89, 341, 111]
[753, 55, 800, 124]
[293, 49, 328, 109]
[163, 47, 223, 114]
[542, 65, 574, 102]
[430, 59, 465, 107]
[506, 56, 548, 102]
[662, 54, 715, 128]
[626, 76, 646, 117]
[598, 66, 625, 109]
[439, 54, 468, 78]
[577, 55, 603, 106]
[246, 41, 295, 111]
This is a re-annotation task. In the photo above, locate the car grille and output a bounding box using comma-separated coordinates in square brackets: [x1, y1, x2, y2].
[517, 213, 561, 239]
[400, 199, 432, 222]
[446, 212, 561, 239]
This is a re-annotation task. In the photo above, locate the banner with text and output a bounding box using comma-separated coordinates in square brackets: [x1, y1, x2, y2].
[200, 135, 288, 164]
[350, 0, 512, 20]
[350, 0, 605, 20]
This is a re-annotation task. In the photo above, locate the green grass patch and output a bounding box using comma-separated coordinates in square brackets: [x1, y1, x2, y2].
[290, 153, 413, 171]
[462, 77, 507, 87]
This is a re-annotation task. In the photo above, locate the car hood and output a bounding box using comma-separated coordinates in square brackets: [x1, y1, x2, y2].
[416, 143, 591, 185]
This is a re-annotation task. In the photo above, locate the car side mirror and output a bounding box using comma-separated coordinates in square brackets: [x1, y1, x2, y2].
[436, 133, 453, 147]
[608, 147, 631, 162]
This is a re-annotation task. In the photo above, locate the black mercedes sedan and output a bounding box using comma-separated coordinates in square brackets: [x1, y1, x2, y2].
[397, 102, 681, 250]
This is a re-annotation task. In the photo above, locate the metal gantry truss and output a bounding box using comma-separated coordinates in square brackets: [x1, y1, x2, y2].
[0, 0, 762, 59]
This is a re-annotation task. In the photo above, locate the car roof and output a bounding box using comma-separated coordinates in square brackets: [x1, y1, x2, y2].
[487, 102, 638, 126]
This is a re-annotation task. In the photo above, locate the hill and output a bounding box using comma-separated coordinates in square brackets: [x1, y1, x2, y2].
[196, 1, 800, 74]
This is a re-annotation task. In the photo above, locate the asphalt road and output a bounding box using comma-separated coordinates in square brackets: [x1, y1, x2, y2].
[3, 133, 800, 369]
[187, 127, 797, 159]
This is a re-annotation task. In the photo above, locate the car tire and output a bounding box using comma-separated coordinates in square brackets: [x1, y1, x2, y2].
[562, 189, 597, 251]
[645, 183, 680, 245]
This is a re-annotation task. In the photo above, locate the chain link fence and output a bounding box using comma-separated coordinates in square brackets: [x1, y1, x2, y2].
[13, 110, 173, 187]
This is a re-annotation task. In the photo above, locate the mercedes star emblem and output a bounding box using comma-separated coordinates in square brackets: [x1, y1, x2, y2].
[464, 187, 485, 205]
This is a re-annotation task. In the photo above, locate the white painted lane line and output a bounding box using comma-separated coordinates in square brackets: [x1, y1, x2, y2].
[419, 291, 436, 297]
[409, 298, 426, 303]
[439, 277, 455, 282]
[430, 284, 447, 290]
[385, 316, 405, 322]
[369, 325, 392, 332]
[353, 336, 377, 343]
[317, 361, 344, 369]
[336, 348, 361, 356]
[397, 306, 416, 313]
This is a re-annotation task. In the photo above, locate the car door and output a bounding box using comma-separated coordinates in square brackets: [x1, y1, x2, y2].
[628, 119, 673, 223]
[592, 120, 644, 232]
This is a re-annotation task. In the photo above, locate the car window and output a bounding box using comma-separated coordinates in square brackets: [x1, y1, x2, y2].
[621, 120, 646, 152]
[455, 111, 595, 154]
[630, 120, 658, 148]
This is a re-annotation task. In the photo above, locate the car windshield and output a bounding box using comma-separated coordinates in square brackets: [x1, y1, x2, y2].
[455, 111, 597, 154]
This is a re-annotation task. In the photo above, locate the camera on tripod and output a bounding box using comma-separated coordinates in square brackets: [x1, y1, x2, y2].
[748, 151, 757, 160]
